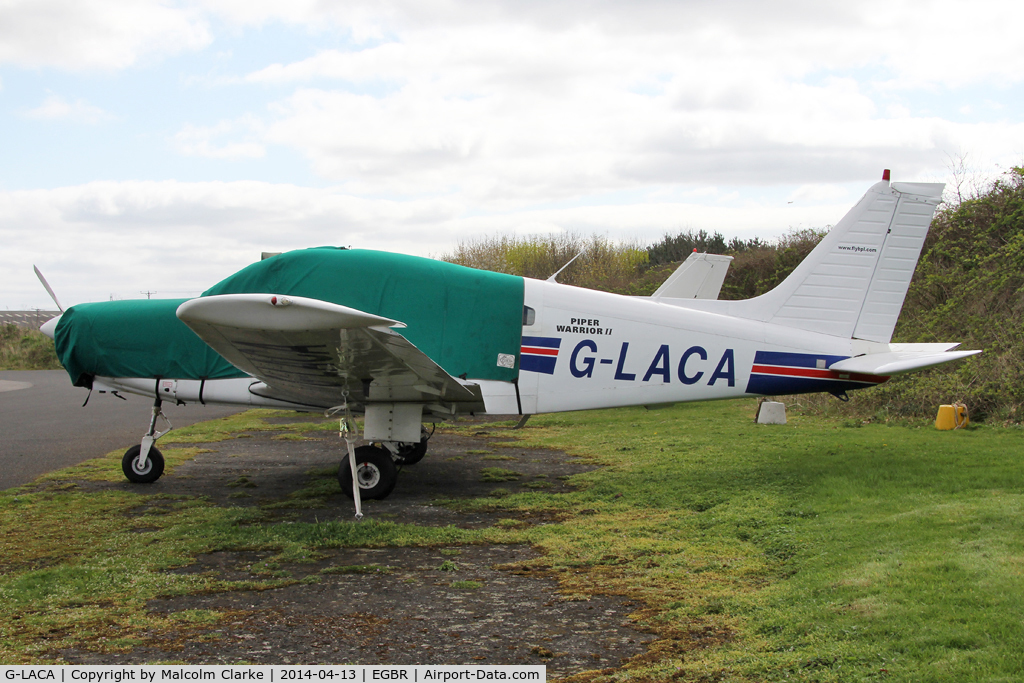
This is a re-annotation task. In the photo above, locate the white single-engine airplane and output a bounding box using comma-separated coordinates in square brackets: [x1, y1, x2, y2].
[39, 172, 980, 511]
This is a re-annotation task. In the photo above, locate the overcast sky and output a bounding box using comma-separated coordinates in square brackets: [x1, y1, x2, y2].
[3, 0, 1022, 309]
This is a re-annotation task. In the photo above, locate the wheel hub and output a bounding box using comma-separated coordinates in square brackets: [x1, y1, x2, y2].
[356, 462, 381, 488]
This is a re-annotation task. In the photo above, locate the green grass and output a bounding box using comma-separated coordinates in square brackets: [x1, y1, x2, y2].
[2, 402, 1023, 681]
[492, 400, 1024, 682]
[479, 467, 522, 482]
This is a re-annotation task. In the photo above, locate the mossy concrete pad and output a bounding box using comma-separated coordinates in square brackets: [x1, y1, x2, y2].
[53, 414, 656, 674]
[62, 545, 652, 675]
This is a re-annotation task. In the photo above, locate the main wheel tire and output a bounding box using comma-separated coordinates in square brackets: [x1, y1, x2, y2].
[122, 445, 165, 483]
[338, 445, 398, 500]
[394, 433, 429, 466]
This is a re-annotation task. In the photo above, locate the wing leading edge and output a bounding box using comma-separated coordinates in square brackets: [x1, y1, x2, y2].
[176, 294, 480, 410]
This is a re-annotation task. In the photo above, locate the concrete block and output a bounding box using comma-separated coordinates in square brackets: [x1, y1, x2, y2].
[756, 401, 787, 425]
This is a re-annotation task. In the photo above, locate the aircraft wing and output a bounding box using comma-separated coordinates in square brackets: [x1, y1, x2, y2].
[176, 294, 479, 409]
[829, 343, 981, 376]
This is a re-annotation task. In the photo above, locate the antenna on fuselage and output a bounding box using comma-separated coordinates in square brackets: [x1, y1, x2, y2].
[546, 252, 583, 283]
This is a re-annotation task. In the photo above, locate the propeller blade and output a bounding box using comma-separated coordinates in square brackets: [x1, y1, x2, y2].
[33, 265, 64, 312]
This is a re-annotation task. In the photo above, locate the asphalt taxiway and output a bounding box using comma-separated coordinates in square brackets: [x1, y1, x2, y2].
[0, 369, 242, 490]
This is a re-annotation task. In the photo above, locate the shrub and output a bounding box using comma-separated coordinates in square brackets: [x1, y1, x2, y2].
[441, 233, 648, 292]
[0, 324, 63, 371]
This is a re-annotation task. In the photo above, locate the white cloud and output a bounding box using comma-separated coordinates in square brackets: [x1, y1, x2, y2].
[252, 47, 1010, 203]
[787, 184, 851, 204]
[23, 93, 113, 124]
[173, 118, 266, 159]
[234, 0, 1024, 89]
[0, 0, 210, 70]
[4, 0, 1022, 88]
[223, 4, 1023, 204]
[3, 0, 1023, 311]
[2, 179, 859, 308]
[1, 181, 458, 307]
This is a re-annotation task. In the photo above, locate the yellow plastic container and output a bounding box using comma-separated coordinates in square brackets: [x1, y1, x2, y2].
[935, 404, 969, 430]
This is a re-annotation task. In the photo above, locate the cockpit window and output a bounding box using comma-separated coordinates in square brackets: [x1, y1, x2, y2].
[522, 306, 536, 326]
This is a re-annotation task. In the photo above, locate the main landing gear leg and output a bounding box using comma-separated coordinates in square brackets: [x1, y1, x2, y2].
[329, 401, 402, 519]
[122, 395, 170, 484]
[332, 414, 429, 515]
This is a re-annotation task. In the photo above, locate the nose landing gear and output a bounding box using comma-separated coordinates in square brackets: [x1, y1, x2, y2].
[121, 395, 171, 484]
[122, 444, 165, 483]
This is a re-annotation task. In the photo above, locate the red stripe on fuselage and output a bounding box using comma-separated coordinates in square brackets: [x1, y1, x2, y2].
[521, 346, 559, 357]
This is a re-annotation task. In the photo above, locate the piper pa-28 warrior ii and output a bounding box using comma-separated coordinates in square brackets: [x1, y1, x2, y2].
[39, 172, 980, 516]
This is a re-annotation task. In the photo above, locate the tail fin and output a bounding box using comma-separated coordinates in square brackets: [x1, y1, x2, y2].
[651, 252, 733, 300]
[677, 177, 944, 342]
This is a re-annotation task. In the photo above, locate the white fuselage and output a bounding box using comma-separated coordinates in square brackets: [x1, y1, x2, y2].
[89, 277, 884, 417]
[513, 278, 867, 414]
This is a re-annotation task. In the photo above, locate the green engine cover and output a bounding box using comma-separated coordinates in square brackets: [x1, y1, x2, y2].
[203, 248, 525, 382]
[54, 248, 525, 387]
[54, 298, 247, 387]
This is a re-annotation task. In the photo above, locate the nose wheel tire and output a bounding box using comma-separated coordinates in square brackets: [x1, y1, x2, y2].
[122, 445, 165, 483]
[338, 445, 398, 500]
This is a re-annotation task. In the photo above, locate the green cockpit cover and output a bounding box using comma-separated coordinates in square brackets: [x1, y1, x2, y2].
[202, 248, 525, 382]
[54, 298, 247, 387]
[54, 248, 525, 387]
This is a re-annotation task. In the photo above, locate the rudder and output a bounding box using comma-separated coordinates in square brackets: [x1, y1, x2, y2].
[851, 182, 945, 342]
